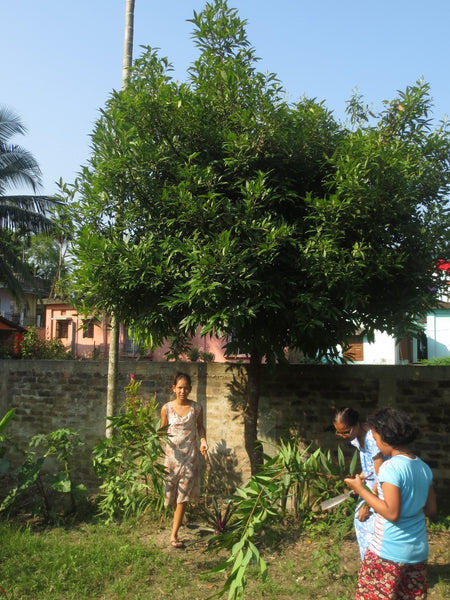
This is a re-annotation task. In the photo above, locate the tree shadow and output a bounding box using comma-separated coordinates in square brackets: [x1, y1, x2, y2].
[203, 439, 242, 497]
[225, 363, 248, 413]
[427, 561, 450, 594]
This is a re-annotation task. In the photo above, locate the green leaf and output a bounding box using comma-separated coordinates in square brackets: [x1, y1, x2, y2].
[0, 409, 16, 434]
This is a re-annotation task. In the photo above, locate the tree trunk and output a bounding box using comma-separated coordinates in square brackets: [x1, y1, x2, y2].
[105, 313, 119, 438]
[244, 356, 264, 475]
[122, 0, 135, 89]
[105, 0, 135, 437]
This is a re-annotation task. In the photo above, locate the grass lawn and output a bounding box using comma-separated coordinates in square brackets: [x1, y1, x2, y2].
[0, 512, 449, 600]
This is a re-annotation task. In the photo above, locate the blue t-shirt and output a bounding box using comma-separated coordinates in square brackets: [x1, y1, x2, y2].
[369, 455, 433, 563]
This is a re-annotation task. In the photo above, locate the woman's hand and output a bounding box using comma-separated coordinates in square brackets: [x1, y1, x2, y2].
[200, 438, 208, 456]
[344, 474, 365, 495]
[358, 503, 371, 522]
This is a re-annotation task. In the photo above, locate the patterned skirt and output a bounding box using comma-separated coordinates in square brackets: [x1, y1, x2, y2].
[355, 550, 428, 600]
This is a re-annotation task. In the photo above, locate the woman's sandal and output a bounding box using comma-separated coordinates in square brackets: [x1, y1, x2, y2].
[170, 539, 184, 548]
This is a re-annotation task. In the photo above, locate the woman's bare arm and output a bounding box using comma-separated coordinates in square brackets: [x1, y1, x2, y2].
[345, 475, 402, 522]
[159, 405, 168, 433]
[197, 406, 208, 455]
[423, 485, 437, 518]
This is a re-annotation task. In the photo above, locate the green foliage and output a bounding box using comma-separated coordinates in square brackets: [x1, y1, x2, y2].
[419, 356, 450, 365]
[1, 428, 86, 521]
[187, 346, 215, 362]
[428, 513, 450, 531]
[71, 0, 450, 365]
[187, 345, 200, 362]
[70, 0, 450, 475]
[198, 497, 238, 540]
[91, 376, 166, 522]
[0, 409, 16, 473]
[203, 439, 358, 599]
[19, 326, 71, 359]
[0, 105, 58, 304]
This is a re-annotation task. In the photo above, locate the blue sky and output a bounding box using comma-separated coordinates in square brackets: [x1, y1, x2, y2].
[3, 0, 449, 197]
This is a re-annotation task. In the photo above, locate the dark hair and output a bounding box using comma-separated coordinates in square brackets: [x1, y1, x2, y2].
[173, 372, 192, 387]
[367, 408, 419, 447]
[333, 407, 360, 427]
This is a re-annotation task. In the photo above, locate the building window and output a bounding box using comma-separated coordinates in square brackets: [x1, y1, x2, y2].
[344, 335, 364, 362]
[56, 320, 69, 339]
[226, 333, 246, 358]
[82, 319, 95, 339]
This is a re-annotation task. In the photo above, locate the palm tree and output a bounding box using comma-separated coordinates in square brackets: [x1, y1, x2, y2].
[0, 105, 55, 302]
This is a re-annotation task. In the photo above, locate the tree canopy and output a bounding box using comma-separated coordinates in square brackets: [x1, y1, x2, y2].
[70, 0, 450, 472]
[72, 0, 450, 364]
[0, 105, 57, 302]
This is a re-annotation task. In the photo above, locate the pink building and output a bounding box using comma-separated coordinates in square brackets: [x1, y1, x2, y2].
[43, 299, 246, 362]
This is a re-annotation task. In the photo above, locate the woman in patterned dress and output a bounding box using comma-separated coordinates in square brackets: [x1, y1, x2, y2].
[334, 408, 385, 560]
[160, 372, 208, 548]
[345, 408, 437, 600]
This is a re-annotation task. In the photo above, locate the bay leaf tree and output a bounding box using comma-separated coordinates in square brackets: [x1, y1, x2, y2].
[71, 0, 450, 473]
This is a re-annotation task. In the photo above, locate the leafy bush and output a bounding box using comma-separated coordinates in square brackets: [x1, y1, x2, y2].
[200, 350, 215, 362]
[92, 376, 166, 522]
[203, 439, 358, 600]
[0, 427, 87, 521]
[187, 346, 200, 362]
[419, 356, 450, 366]
[19, 326, 71, 359]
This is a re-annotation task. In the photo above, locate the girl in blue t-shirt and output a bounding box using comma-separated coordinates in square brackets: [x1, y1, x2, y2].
[344, 408, 437, 600]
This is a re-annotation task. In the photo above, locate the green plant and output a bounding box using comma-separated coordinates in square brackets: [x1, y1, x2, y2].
[428, 513, 450, 531]
[198, 497, 238, 542]
[30, 428, 87, 511]
[187, 346, 200, 362]
[200, 350, 215, 362]
[0, 409, 16, 473]
[0, 345, 11, 359]
[419, 356, 450, 366]
[204, 440, 358, 600]
[92, 375, 166, 522]
[19, 327, 70, 359]
[1, 427, 87, 521]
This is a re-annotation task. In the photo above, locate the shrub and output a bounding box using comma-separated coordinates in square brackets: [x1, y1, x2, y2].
[203, 440, 358, 599]
[419, 356, 450, 366]
[0, 427, 87, 521]
[92, 375, 166, 522]
[20, 327, 71, 359]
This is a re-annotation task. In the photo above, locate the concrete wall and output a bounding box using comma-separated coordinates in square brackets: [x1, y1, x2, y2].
[1, 360, 449, 508]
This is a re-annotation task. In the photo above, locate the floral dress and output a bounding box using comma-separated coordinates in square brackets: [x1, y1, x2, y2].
[163, 400, 202, 507]
[351, 429, 381, 560]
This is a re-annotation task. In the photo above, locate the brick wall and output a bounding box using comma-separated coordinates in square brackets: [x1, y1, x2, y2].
[1, 360, 449, 508]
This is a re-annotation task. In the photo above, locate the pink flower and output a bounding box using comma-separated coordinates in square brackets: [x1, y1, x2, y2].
[130, 374, 134, 380]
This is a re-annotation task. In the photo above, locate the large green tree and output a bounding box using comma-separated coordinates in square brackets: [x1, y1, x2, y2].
[0, 106, 56, 302]
[72, 0, 450, 472]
